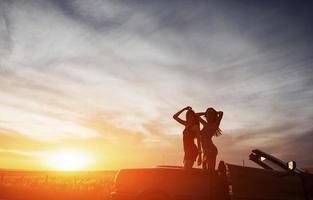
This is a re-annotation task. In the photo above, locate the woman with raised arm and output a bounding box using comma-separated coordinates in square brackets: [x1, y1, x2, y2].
[197, 107, 223, 172]
[173, 106, 202, 169]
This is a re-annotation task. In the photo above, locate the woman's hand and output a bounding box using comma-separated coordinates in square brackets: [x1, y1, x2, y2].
[217, 111, 224, 118]
[185, 106, 192, 110]
[210, 107, 217, 112]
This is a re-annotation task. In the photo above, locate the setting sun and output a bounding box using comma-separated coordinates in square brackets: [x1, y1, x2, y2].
[45, 150, 93, 171]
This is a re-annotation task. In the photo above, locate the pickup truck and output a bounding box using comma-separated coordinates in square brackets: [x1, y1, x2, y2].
[111, 149, 313, 200]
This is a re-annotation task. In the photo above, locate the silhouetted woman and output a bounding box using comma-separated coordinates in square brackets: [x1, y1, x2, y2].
[197, 107, 223, 172]
[173, 106, 202, 169]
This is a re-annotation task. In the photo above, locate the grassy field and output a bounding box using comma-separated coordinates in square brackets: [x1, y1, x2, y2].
[0, 170, 117, 200]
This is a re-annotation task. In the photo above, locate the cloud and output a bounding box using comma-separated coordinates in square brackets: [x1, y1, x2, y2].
[264, 128, 313, 167]
[0, 148, 41, 158]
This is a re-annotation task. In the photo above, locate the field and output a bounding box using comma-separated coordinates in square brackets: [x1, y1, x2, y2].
[0, 170, 117, 200]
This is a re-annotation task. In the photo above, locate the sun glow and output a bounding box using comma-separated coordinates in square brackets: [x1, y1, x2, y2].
[45, 150, 92, 171]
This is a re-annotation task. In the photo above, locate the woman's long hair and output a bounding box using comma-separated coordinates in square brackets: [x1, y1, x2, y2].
[206, 108, 222, 136]
[186, 109, 199, 127]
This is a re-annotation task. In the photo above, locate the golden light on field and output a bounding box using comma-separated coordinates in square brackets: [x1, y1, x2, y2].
[45, 150, 93, 171]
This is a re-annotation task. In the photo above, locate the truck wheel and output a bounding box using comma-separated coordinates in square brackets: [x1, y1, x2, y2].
[140, 193, 169, 200]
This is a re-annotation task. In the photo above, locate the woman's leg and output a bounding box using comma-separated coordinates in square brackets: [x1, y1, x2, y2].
[184, 160, 194, 169]
[202, 155, 208, 170]
[208, 156, 216, 173]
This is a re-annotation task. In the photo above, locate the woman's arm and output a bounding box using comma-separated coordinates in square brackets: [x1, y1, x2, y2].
[196, 112, 205, 116]
[173, 106, 190, 125]
[196, 112, 208, 126]
[196, 130, 202, 166]
[196, 131, 202, 153]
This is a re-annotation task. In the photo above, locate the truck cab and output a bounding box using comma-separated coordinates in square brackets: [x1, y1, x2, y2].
[111, 149, 313, 200]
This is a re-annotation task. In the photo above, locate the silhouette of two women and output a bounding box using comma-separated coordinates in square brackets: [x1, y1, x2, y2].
[173, 106, 223, 171]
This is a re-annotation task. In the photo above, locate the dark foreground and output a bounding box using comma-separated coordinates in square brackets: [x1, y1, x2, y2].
[0, 170, 117, 200]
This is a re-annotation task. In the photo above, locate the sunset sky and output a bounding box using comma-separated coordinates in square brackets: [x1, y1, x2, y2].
[0, 0, 313, 170]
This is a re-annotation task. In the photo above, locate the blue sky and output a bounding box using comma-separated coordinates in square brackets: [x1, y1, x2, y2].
[0, 0, 313, 169]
